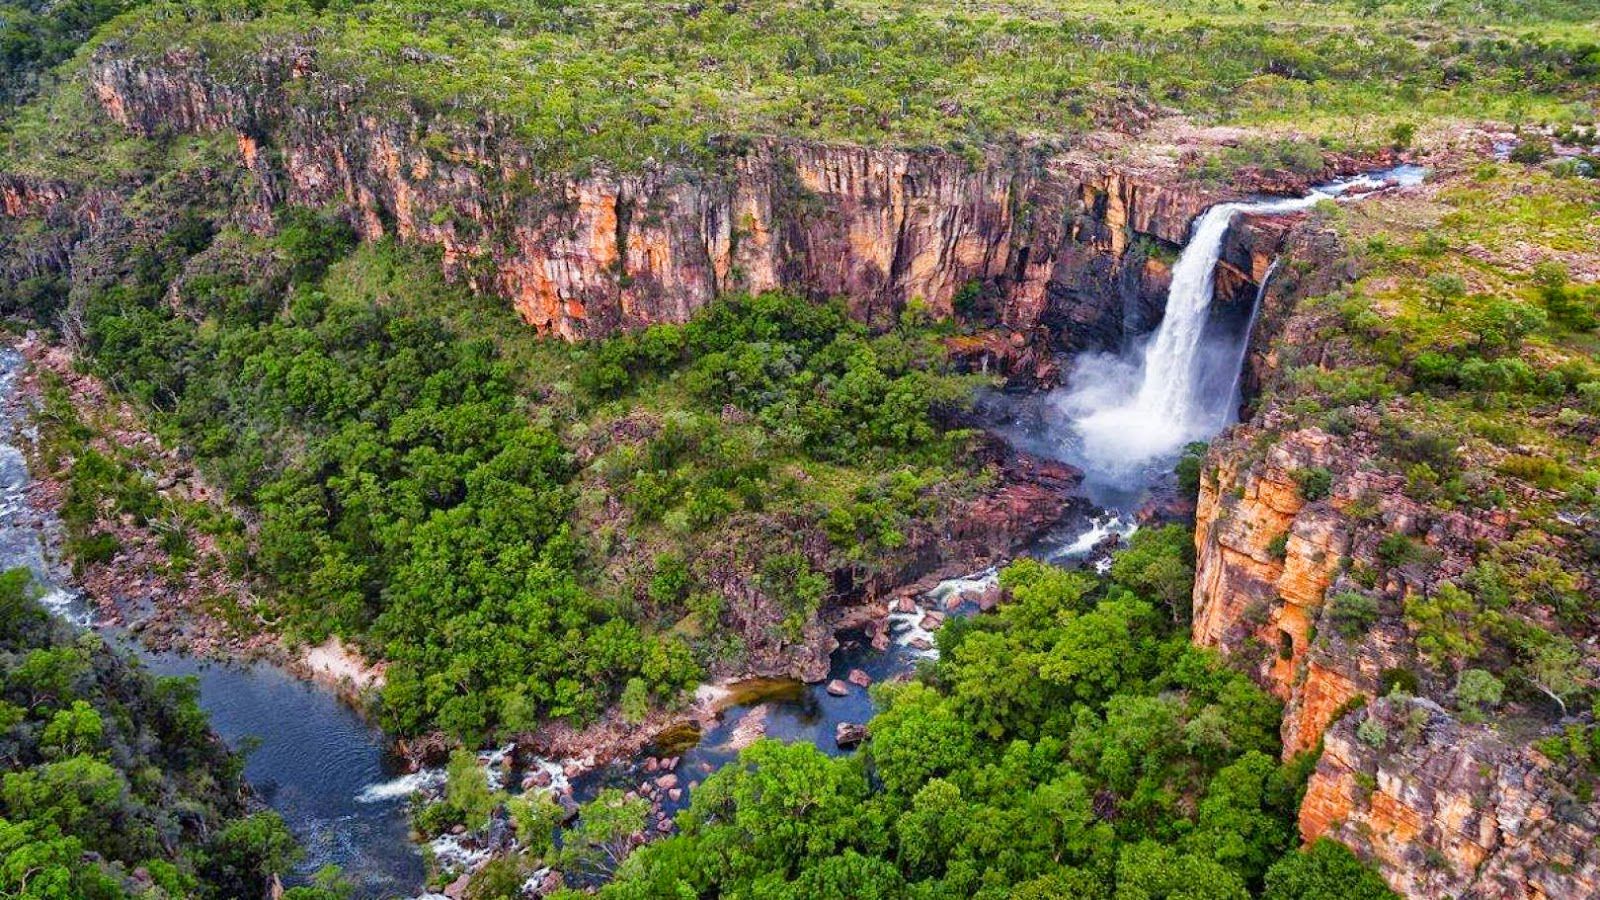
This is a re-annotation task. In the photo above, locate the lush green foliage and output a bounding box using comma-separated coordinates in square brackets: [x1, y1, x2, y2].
[0, 568, 304, 899]
[19, 166, 980, 741]
[578, 537, 1394, 899]
[86, 0, 1600, 171]
[0, 0, 145, 113]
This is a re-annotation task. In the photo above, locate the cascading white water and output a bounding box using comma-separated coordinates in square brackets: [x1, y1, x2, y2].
[1061, 166, 1425, 482]
[1221, 258, 1279, 422]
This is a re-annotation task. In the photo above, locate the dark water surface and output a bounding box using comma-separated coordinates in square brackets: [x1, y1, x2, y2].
[131, 649, 424, 896]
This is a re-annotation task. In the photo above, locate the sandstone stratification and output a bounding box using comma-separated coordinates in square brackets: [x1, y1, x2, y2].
[1302, 697, 1600, 899]
[69, 47, 1296, 344]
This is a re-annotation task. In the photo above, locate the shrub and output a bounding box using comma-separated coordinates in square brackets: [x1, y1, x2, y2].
[1380, 667, 1420, 696]
[1267, 532, 1290, 560]
[1326, 591, 1379, 640]
[1500, 454, 1565, 489]
[1294, 467, 1333, 501]
[1455, 669, 1504, 716]
[1356, 716, 1389, 748]
[1176, 441, 1208, 498]
[1510, 137, 1554, 164]
[1377, 533, 1420, 568]
[1411, 351, 1459, 389]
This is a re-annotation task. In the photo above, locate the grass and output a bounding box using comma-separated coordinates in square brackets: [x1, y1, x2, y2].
[22, 0, 1588, 175]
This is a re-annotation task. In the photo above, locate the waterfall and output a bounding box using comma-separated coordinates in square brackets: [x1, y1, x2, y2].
[1060, 165, 1426, 482]
[1128, 202, 1251, 426]
[1222, 258, 1279, 424]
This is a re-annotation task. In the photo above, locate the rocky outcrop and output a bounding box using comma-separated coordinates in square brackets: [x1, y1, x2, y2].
[1301, 697, 1600, 899]
[0, 174, 70, 218]
[1192, 426, 1356, 756]
[68, 46, 1294, 346]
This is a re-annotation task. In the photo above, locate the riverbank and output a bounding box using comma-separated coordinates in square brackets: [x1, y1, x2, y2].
[9, 335, 273, 647]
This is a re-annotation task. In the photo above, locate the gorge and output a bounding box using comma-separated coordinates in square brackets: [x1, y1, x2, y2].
[5, 154, 1419, 895]
[1, 3, 1598, 899]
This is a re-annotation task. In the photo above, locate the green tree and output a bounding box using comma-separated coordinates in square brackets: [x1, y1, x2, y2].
[1114, 841, 1249, 900]
[1422, 274, 1466, 313]
[507, 793, 564, 859]
[204, 812, 302, 899]
[1263, 839, 1397, 900]
[445, 749, 503, 829]
[560, 789, 650, 880]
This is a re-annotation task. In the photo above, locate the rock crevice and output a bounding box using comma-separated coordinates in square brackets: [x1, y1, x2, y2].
[73, 47, 1290, 344]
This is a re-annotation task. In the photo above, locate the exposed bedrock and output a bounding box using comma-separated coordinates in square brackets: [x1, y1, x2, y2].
[1190, 224, 1600, 898]
[1302, 696, 1600, 899]
[71, 47, 1293, 347]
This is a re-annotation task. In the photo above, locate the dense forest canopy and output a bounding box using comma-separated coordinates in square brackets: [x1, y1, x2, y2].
[545, 536, 1400, 899]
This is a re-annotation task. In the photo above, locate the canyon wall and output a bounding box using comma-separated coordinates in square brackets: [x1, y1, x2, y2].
[71, 47, 1289, 347]
[1191, 227, 1600, 898]
[1301, 696, 1600, 898]
[1194, 410, 1600, 899]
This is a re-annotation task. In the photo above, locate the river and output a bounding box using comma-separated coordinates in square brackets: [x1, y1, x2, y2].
[0, 346, 425, 897]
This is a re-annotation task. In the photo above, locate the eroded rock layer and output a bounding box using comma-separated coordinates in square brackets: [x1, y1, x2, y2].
[70, 47, 1295, 345]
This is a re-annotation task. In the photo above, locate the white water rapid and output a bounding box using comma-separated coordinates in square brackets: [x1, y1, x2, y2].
[1061, 165, 1425, 483]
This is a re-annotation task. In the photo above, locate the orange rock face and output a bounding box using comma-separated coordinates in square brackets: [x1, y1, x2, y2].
[1302, 698, 1600, 899]
[72, 49, 1286, 345]
[1193, 428, 1351, 756]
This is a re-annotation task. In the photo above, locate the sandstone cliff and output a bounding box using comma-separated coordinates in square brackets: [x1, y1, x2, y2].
[1190, 173, 1600, 898]
[1301, 697, 1600, 899]
[61, 47, 1298, 349]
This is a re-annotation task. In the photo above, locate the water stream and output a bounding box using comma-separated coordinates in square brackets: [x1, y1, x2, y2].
[0, 346, 424, 898]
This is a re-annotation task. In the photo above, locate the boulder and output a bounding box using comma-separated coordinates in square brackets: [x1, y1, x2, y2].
[847, 668, 872, 688]
[835, 722, 867, 748]
[919, 611, 946, 630]
[557, 794, 581, 823]
[826, 679, 850, 696]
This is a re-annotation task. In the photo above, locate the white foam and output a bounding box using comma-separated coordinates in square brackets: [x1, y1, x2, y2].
[428, 831, 492, 870]
[1058, 514, 1138, 559]
[355, 768, 446, 803]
